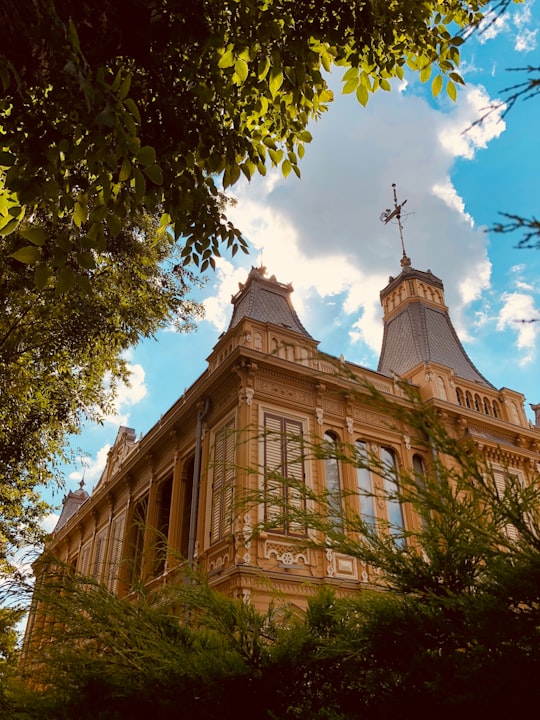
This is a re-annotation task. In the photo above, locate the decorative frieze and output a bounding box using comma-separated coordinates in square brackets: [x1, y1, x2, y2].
[264, 539, 309, 567]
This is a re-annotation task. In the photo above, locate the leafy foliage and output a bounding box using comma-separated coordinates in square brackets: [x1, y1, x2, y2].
[0, 0, 503, 282]
[0, 212, 203, 574]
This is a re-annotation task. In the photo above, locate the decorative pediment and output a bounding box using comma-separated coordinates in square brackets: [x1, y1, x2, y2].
[95, 426, 138, 489]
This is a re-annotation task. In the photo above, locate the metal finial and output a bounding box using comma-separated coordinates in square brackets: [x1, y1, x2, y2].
[380, 183, 410, 266]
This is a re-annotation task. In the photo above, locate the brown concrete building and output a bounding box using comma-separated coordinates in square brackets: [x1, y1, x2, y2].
[23, 260, 540, 647]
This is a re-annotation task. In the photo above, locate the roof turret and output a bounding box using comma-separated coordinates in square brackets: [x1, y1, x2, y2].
[377, 263, 494, 388]
[227, 266, 314, 338]
[53, 480, 89, 533]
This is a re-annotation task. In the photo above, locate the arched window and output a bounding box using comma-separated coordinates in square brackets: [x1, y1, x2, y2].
[492, 400, 499, 418]
[456, 388, 464, 406]
[381, 447, 405, 540]
[355, 441, 376, 530]
[465, 392, 472, 409]
[436, 376, 448, 401]
[324, 432, 342, 530]
[483, 397, 491, 415]
[474, 394, 481, 412]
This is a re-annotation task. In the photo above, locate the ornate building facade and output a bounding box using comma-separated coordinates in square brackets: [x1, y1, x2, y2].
[23, 260, 540, 649]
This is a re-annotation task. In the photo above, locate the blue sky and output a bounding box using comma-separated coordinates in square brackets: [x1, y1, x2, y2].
[43, 0, 540, 527]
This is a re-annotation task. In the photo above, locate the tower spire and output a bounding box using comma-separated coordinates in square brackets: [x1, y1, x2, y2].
[380, 183, 410, 267]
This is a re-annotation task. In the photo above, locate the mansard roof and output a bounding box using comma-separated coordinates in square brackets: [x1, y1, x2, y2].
[377, 264, 494, 388]
[227, 266, 314, 339]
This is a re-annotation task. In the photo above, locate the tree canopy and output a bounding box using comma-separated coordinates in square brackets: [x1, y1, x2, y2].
[0, 214, 202, 575]
[0, 0, 504, 283]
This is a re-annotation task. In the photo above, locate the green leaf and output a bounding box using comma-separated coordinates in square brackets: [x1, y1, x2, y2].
[269, 68, 283, 98]
[234, 58, 249, 84]
[419, 64, 432, 83]
[137, 146, 157, 167]
[123, 97, 141, 123]
[76, 251, 96, 270]
[34, 263, 50, 289]
[0, 218, 19, 235]
[10, 245, 41, 264]
[432, 74, 443, 98]
[56, 266, 76, 294]
[282, 159, 292, 178]
[21, 227, 48, 246]
[118, 73, 132, 99]
[218, 49, 235, 69]
[106, 213, 122, 237]
[356, 84, 369, 107]
[119, 158, 132, 182]
[133, 167, 146, 202]
[74, 201, 88, 227]
[446, 80, 457, 101]
[144, 164, 163, 185]
[342, 66, 359, 82]
[258, 56, 271, 80]
[342, 77, 359, 95]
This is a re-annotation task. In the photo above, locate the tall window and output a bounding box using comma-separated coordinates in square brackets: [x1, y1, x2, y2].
[154, 475, 173, 576]
[180, 456, 194, 557]
[78, 541, 92, 577]
[493, 467, 519, 541]
[355, 440, 376, 530]
[381, 447, 405, 538]
[107, 512, 126, 593]
[92, 528, 107, 581]
[324, 432, 342, 530]
[263, 413, 305, 535]
[210, 419, 236, 544]
[130, 494, 148, 584]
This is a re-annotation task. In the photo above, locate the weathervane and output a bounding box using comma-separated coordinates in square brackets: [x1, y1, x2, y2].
[380, 183, 411, 267]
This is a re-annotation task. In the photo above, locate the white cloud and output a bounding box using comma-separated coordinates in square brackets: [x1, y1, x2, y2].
[41, 512, 61, 534]
[70, 444, 111, 486]
[98, 363, 148, 426]
[206, 77, 504, 362]
[438, 86, 506, 160]
[432, 179, 474, 226]
[497, 292, 540, 364]
[476, 11, 511, 43]
[515, 28, 538, 51]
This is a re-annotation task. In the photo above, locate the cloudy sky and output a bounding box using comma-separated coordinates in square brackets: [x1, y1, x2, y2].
[48, 1, 540, 518]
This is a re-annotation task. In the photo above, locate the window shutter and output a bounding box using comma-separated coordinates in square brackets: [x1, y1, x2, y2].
[210, 419, 235, 543]
[78, 542, 91, 577]
[93, 529, 107, 581]
[107, 513, 126, 592]
[264, 414, 284, 526]
[264, 413, 305, 534]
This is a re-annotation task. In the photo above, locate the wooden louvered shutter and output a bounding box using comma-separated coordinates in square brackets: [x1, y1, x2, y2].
[78, 542, 91, 577]
[107, 513, 126, 592]
[92, 529, 107, 581]
[283, 417, 305, 534]
[210, 419, 235, 543]
[493, 468, 519, 541]
[264, 414, 305, 535]
[264, 414, 284, 528]
[223, 427, 235, 535]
